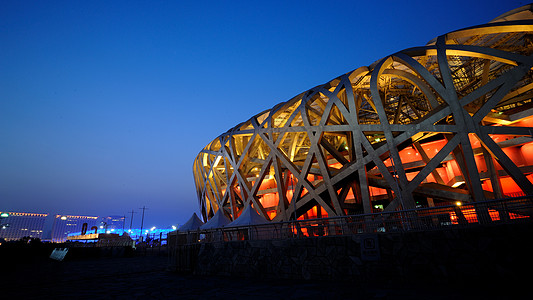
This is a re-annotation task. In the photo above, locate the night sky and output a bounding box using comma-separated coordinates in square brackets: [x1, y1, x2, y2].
[1, 0, 526, 229]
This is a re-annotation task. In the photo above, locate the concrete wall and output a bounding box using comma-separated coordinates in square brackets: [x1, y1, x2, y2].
[191, 222, 533, 285]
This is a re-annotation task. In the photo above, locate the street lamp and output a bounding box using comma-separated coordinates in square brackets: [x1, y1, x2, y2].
[100, 222, 108, 233]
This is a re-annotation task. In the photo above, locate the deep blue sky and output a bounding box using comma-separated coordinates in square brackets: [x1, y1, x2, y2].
[0, 0, 527, 228]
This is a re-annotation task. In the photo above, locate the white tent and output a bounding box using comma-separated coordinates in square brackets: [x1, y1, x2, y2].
[178, 213, 204, 231]
[227, 202, 269, 227]
[200, 208, 231, 230]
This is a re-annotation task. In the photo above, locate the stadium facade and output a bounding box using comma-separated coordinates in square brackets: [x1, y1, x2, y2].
[193, 5, 533, 223]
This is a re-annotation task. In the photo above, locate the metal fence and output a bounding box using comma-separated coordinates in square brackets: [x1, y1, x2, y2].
[176, 197, 532, 244]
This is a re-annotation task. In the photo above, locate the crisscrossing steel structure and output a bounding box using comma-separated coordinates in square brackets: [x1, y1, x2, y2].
[193, 5, 533, 223]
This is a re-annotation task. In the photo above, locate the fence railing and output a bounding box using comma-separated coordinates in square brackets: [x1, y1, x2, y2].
[173, 197, 533, 245]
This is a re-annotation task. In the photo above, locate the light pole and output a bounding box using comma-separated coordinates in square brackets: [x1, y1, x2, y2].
[139, 206, 148, 242]
[100, 221, 107, 233]
[128, 210, 136, 230]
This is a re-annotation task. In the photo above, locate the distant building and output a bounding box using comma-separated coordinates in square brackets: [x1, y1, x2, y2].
[50, 214, 100, 242]
[1, 212, 149, 242]
[101, 215, 125, 231]
[0, 211, 48, 241]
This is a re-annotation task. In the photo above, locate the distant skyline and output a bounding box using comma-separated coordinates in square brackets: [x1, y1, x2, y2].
[1, 0, 526, 228]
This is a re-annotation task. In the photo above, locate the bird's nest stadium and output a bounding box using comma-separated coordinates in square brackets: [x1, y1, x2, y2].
[193, 5, 533, 227]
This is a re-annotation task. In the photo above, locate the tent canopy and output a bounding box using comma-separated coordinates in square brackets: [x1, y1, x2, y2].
[200, 208, 231, 230]
[227, 202, 269, 227]
[178, 213, 204, 231]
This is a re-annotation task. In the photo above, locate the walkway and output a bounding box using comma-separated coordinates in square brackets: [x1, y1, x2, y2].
[1, 253, 517, 299]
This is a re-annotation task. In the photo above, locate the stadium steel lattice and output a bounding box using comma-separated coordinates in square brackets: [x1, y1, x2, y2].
[193, 5, 533, 223]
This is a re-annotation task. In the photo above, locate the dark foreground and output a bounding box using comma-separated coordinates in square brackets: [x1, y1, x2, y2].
[0, 252, 520, 299]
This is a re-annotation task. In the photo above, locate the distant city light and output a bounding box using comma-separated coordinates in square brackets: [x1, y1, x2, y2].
[67, 227, 174, 241]
[171, 226, 177, 230]
[60, 216, 67, 220]
[0, 213, 9, 218]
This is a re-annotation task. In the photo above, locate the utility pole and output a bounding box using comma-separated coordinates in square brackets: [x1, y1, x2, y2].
[139, 206, 148, 241]
[128, 210, 136, 230]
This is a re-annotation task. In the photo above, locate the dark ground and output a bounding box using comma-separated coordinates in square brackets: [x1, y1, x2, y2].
[0, 249, 521, 299]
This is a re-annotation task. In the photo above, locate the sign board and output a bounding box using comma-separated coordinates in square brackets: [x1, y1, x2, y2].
[50, 248, 69, 261]
[360, 234, 380, 261]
